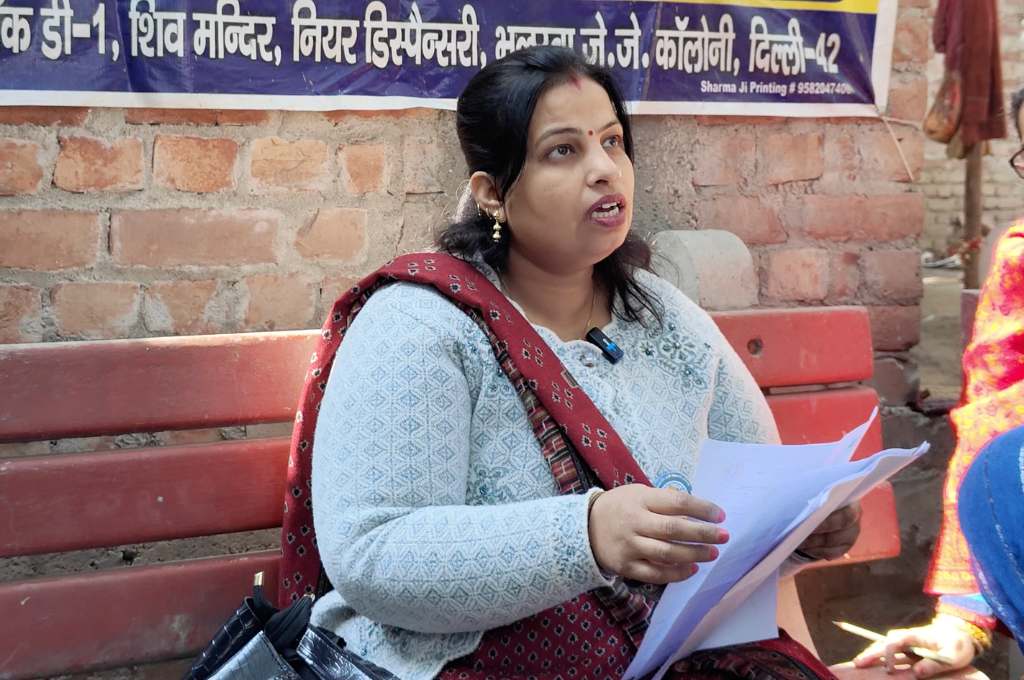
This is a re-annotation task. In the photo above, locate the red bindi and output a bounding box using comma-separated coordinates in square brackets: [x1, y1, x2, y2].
[588, 130, 594, 136]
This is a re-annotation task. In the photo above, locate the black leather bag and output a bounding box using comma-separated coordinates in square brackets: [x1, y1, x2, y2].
[184, 572, 398, 680]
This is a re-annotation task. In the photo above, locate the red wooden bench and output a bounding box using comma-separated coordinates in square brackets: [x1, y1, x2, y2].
[0, 306, 899, 679]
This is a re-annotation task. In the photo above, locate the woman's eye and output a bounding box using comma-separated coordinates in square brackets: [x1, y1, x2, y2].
[603, 134, 622, 149]
[549, 144, 574, 159]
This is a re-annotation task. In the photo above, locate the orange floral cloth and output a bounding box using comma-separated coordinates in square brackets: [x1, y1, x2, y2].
[927, 220, 1024, 596]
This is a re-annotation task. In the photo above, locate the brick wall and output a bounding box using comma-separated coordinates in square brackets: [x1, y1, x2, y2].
[0, 3, 945, 675]
[0, 4, 929, 354]
[919, 1, 1024, 254]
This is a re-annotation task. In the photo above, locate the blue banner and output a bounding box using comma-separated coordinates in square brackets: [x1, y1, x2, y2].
[0, 0, 897, 117]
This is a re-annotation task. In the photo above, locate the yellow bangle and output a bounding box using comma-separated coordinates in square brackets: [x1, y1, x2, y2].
[934, 614, 993, 655]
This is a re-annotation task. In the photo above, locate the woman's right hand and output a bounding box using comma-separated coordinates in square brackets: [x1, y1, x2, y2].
[587, 484, 729, 584]
[852, 617, 977, 678]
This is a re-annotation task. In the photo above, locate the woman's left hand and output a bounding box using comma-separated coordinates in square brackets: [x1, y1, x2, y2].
[796, 501, 862, 560]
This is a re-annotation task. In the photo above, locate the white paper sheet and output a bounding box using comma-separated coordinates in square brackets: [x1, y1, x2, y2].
[623, 410, 929, 680]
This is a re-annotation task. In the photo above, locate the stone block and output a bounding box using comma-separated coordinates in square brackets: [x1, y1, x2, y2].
[651, 229, 758, 310]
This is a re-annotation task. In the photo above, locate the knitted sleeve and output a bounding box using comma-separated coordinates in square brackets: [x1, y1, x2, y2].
[311, 284, 610, 634]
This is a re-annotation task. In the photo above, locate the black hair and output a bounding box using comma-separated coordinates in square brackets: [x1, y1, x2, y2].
[1012, 87, 1024, 138]
[437, 45, 663, 327]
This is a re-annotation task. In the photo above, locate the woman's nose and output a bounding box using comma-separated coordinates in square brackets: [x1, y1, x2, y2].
[586, 145, 621, 186]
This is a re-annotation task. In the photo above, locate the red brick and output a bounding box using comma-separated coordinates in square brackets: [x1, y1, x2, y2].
[402, 140, 448, 194]
[125, 109, 270, 126]
[867, 305, 921, 351]
[0, 138, 43, 195]
[758, 132, 824, 185]
[695, 116, 786, 126]
[887, 74, 928, 122]
[763, 248, 830, 301]
[785, 194, 925, 242]
[0, 210, 100, 270]
[0, 285, 41, 343]
[54, 136, 144, 193]
[339, 144, 388, 194]
[244, 274, 317, 331]
[823, 131, 859, 182]
[154, 135, 238, 193]
[52, 282, 141, 339]
[859, 127, 924, 182]
[320, 275, 361, 311]
[828, 251, 861, 301]
[295, 208, 367, 262]
[322, 108, 438, 124]
[250, 137, 330, 190]
[693, 133, 755, 187]
[0, 106, 88, 126]
[863, 249, 922, 301]
[144, 280, 220, 334]
[112, 209, 278, 266]
[892, 15, 930, 64]
[697, 196, 785, 245]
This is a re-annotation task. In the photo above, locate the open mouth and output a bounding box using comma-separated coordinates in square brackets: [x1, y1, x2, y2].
[592, 201, 623, 219]
[588, 194, 627, 222]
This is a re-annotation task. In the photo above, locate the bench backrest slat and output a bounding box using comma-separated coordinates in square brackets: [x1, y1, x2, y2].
[713, 307, 873, 388]
[0, 331, 317, 443]
[0, 308, 871, 443]
[0, 388, 880, 560]
[0, 551, 280, 680]
[0, 438, 288, 558]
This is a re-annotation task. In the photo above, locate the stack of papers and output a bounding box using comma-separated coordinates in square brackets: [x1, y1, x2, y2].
[623, 409, 929, 680]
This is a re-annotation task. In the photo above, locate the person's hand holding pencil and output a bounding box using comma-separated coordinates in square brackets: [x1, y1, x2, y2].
[846, 616, 978, 678]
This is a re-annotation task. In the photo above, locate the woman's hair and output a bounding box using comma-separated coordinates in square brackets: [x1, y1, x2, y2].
[437, 45, 663, 326]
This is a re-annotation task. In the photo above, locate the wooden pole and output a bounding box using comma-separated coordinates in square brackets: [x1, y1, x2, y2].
[963, 143, 983, 290]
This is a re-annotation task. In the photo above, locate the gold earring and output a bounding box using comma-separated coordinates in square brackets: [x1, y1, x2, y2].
[491, 212, 502, 243]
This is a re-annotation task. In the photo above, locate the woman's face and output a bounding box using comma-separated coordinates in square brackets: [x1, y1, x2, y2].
[502, 76, 635, 274]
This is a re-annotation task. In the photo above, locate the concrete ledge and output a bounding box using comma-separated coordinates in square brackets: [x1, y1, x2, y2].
[651, 229, 758, 311]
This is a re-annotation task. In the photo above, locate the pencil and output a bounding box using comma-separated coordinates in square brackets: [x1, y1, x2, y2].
[833, 621, 954, 666]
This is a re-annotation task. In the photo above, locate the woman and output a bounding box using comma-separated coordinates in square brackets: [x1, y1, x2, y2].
[283, 46, 860, 679]
[854, 88, 1024, 678]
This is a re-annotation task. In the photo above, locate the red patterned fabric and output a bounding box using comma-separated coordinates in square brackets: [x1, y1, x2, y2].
[664, 631, 837, 680]
[440, 593, 636, 679]
[927, 221, 1024, 597]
